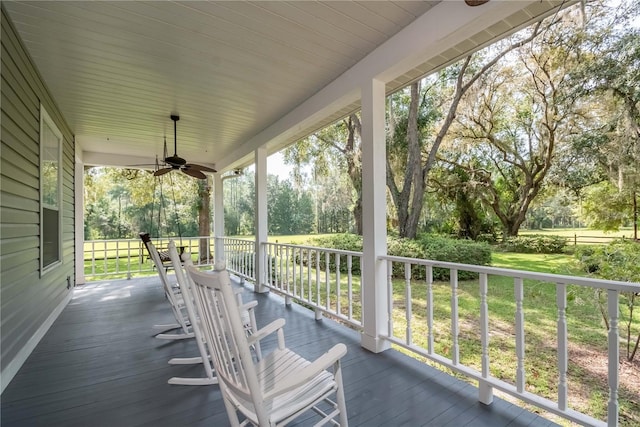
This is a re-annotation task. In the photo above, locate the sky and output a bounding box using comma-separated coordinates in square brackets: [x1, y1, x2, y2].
[244, 152, 294, 181]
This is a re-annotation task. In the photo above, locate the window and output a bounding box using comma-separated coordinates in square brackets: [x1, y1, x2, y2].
[40, 106, 62, 271]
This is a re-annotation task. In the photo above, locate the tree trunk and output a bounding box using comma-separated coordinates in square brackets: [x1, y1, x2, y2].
[198, 178, 211, 261]
[345, 114, 363, 235]
[634, 190, 638, 241]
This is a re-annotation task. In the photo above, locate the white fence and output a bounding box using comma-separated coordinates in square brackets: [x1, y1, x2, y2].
[83, 236, 217, 280]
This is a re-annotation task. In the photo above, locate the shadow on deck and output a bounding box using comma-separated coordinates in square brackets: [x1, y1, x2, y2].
[1, 275, 558, 426]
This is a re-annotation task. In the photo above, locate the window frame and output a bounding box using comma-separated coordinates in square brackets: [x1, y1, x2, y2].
[40, 105, 63, 274]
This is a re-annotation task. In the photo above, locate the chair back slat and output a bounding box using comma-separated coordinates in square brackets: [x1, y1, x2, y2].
[167, 241, 215, 380]
[188, 267, 258, 405]
[146, 240, 189, 333]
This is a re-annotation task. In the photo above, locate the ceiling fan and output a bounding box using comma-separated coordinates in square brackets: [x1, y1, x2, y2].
[154, 114, 216, 179]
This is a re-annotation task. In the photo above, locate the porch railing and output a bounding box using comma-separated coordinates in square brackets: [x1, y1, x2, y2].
[378, 255, 638, 427]
[86, 236, 638, 426]
[221, 237, 256, 282]
[262, 242, 363, 329]
[245, 239, 636, 427]
[83, 236, 216, 280]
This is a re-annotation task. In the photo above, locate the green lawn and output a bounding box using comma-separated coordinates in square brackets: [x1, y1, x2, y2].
[491, 252, 572, 274]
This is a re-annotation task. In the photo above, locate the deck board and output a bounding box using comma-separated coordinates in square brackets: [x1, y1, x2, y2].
[1, 275, 559, 426]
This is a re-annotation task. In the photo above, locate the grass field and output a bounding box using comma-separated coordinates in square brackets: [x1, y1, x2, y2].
[520, 227, 636, 245]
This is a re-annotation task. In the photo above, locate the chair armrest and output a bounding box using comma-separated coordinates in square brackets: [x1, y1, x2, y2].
[246, 318, 286, 347]
[240, 300, 258, 312]
[264, 343, 347, 399]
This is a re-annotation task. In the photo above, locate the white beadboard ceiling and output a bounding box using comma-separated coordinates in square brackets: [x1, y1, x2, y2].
[3, 1, 568, 173]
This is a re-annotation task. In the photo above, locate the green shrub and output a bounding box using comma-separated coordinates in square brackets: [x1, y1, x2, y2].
[306, 234, 364, 274]
[307, 233, 492, 281]
[575, 239, 640, 282]
[416, 234, 492, 280]
[500, 234, 567, 254]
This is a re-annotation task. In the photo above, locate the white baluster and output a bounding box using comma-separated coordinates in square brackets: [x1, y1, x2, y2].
[278, 245, 283, 290]
[479, 273, 493, 404]
[285, 246, 291, 305]
[557, 283, 567, 410]
[451, 269, 459, 365]
[299, 248, 304, 298]
[316, 250, 321, 306]
[293, 247, 298, 298]
[336, 255, 341, 316]
[347, 255, 353, 321]
[515, 277, 525, 394]
[387, 260, 394, 338]
[427, 266, 433, 354]
[307, 249, 312, 302]
[315, 250, 322, 320]
[325, 252, 330, 309]
[607, 289, 620, 427]
[405, 262, 412, 346]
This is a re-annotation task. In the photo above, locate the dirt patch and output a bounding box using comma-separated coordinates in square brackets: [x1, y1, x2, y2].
[568, 342, 640, 425]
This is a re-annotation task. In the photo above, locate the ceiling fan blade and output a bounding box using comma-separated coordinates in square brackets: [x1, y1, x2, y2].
[185, 163, 217, 173]
[153, 167, 173, 176]
[182, 168, 207, 179]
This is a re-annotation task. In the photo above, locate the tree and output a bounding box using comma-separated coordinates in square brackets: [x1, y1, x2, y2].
[445, 8, 590, 238]
[386, 23, 544, 239]
[569, 1, 640, 237]
[284, 114, 362, 233]
[224, 172, 254, 236]
[197, 178, 212, 260]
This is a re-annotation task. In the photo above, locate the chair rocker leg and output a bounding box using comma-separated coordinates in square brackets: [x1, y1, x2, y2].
[168, 355, 209, 365]
[153, 323, 181, 331]
[168, 376, 218, 386]
[155, 331, 195, 340]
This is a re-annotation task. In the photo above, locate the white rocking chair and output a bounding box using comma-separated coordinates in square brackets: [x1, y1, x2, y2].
[164, 241, 216, 385]
[165, 240, 262, 385]
[145, 239, 194, 340]
[187, 265, 349, 427]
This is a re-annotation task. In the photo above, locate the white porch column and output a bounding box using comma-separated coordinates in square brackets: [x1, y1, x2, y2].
[254, 147, 268, 293]
[213, 173, 224, 262]
[74, 154, 85, 285]
[360, 78, 390, 353]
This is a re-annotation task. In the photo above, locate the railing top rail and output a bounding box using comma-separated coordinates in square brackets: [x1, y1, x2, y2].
[380, 254, 640, 292]
[85, 238, 141, 243]
[263, 241, 362, 257]
[85, 235, 214, 244]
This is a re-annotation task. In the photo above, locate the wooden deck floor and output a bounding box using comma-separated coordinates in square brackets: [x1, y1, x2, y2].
[1, 275, 559, 426]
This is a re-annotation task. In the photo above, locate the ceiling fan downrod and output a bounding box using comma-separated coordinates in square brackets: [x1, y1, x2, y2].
[166, 114, 186, 166]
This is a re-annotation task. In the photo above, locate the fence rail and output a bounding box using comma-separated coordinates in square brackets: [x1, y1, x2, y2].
[569, 234, 635, 245]
[83, 236, 217, 280]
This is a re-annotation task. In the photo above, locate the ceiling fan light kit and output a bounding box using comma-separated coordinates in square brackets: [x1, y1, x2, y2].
[154, 114, 216, 179]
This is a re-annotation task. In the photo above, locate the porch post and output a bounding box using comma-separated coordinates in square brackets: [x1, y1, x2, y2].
[360, 78, 390, 353]
[74, 154, 85, 285]
[254, 147, 268, 293]
[213, 173, 224, 262]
